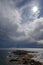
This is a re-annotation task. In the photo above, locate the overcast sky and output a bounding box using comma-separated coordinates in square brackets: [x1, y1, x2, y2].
[0, 0, 43, 48]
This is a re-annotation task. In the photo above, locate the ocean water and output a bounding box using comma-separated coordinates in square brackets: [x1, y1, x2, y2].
[0, 48, 43, 65]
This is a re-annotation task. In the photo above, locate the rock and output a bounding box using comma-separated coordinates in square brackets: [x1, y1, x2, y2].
[8, 50, 42, 65]
[12, 50, 29, 55]
[29, 59, 42, 65]
[9, 59, 18, 62]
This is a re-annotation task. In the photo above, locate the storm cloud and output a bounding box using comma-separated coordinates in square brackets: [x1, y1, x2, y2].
[0, 0, 43, 48]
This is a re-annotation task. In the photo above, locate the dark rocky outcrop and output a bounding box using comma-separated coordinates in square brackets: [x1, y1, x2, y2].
[8, 50, 42, 65]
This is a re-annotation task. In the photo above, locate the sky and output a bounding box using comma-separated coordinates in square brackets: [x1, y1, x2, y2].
[0, 0, 43, 48]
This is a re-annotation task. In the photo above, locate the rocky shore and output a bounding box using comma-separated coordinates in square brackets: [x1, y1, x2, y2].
[7, 50, 43, 65]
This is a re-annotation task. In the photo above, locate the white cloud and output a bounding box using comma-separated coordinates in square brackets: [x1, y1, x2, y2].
[9, 17, 43, 43]
[37, 40, 43, 44]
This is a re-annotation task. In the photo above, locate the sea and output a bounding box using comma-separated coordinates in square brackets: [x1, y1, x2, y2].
[0, 48, 43, 65]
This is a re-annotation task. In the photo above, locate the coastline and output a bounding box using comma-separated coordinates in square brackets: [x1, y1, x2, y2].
[6, 50, 43, 65]
[0, 48, 43, 65]
[0, 48, 43, 50]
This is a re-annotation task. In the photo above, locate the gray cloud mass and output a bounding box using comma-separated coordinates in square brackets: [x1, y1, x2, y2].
[0, 0, 43, 47]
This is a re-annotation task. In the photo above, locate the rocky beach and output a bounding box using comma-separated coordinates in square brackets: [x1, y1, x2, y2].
[6, 50, 43, 65]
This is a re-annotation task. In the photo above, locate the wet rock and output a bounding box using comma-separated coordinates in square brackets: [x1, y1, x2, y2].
[8, 50, 42, 65]
[9, 59, 18, 62]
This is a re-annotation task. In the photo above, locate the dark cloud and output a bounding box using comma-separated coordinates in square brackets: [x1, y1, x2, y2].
[16, 0, 31, 8]
[0, 0, 43, 48]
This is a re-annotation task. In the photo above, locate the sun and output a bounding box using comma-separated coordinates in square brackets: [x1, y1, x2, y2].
[32, 6, 38, 13]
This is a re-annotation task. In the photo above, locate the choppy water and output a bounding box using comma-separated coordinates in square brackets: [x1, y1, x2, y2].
[0, 48, 43, 65]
